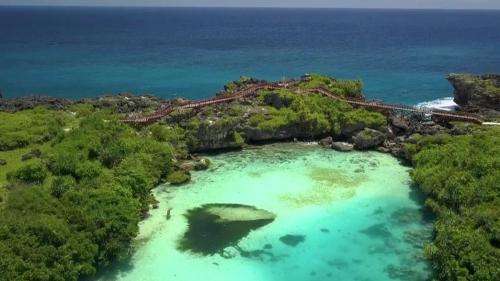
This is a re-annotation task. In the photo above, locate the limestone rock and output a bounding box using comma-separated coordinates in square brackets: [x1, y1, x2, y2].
[190, 118, 244, 151]
[390, 116, 411, 135]
[341, 122, 366, 138]
[178, 161, 195, 171]
[447, 73, 500, 116]
[0, 95, 74, 112]
[194, 158, 211, 170]
[352, 128, 386, 150]
[319, 137, 333, 148]
[332, 142, 354, 152]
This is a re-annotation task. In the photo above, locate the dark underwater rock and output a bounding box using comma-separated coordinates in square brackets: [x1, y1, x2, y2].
[0, 159, 6, 166]
[390, 207, 423, 225]
[263, 243, 273, 249]
[360, 223, 393, 238]
[279, 234, 306, 247]
[178, 204, 276, 255]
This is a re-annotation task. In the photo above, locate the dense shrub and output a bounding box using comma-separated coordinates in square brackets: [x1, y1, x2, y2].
[0, 188, 97, 281]
[299, 74, 363, 98]
[150, 123, 186, 144]
[254, 88, 385, 137]
[50, 176, 76, 198]
[342, 109, 387, 130]
[411, 127, 500, 280]
[167, 170, 191, 185]
[0, 109, 176, 281]
[0, 108, 67, 151]
[7, 161, 48, 184]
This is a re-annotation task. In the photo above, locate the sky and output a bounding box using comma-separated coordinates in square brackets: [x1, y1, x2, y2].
[0, 0, 499, 9]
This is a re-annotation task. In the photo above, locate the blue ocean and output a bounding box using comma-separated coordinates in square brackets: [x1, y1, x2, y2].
[1, 7, 499, 104]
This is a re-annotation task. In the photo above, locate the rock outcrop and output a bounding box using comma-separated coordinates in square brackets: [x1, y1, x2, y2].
[332, 142, 354, 152]
[352, 128, 386, 150]
[319, 137, 333, 148]
[0, 93, 161, 113]
[188, 117, 245, 151]
[91, 93, 162, 113]
[447, 74, 500, 117]
[0, 95, 74, 112]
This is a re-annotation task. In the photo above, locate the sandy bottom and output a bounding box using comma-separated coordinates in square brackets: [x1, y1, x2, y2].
[99, 143, 432, 281]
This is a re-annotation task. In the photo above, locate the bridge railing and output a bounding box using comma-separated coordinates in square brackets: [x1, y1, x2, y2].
[123, 83, 483, 125]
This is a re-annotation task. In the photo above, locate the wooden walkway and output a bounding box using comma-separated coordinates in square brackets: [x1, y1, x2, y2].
[312, 87, 483, 124]
[123, 83, 483, 125]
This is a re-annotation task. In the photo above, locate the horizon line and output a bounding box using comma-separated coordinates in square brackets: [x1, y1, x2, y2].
[0, 5, 499, 11]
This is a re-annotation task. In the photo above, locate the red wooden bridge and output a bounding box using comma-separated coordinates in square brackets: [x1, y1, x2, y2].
[123, 83, 483, 125]
[312, 87, 483, 124]
[122, 83, 276, 124]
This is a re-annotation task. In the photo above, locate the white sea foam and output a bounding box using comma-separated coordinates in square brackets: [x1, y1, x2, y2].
[416, 97, 458, 111]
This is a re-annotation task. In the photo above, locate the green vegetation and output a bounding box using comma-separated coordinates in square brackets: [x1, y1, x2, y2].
[166, 170, 191, 185]
[0, 108, 177, 281]
[482, 79, 500, 96]
[1, 75, 496, 281]
[299, 73, 364, 98]
[223, 76, 253, 94]
[252, 88, 385, 137]
[409, 127, 500, 280]
[7, 161, 48, 184]
[0, 108, 69, 151]
[343, 109, 387, 131]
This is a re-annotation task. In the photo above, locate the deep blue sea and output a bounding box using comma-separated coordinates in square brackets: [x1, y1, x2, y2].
[1, 7, 499, 104]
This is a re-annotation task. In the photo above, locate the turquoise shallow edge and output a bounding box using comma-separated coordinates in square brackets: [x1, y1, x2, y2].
[99, 143, 433, 281]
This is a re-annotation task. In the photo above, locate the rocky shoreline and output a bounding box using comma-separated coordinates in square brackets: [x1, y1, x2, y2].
[1, 74, 498, 281]
[1, 73, 498, 164]
[168, 73, 497, 164]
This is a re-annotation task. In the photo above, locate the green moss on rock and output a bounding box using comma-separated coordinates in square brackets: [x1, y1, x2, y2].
[167, 170, 191, 185]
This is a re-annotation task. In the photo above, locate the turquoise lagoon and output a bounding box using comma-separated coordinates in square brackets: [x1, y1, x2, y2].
[102, 143, 433, 281]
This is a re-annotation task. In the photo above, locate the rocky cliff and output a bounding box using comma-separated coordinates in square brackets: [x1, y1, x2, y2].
[447, 73, 500, 118]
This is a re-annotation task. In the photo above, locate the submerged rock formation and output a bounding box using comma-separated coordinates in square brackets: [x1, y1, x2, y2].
[279, 234, 306, 247]
[178, 204, 276, 255]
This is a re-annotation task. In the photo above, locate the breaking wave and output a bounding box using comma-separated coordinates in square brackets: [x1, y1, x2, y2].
[416, 97, 458, 111]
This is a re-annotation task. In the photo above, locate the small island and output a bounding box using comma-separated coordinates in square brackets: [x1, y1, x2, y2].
[0, 74, 498, 281]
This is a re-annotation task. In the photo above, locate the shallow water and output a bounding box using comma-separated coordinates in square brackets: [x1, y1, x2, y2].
[100, 143, 433, 281]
